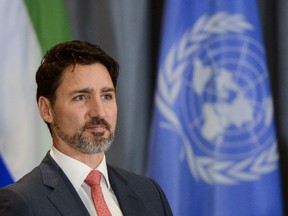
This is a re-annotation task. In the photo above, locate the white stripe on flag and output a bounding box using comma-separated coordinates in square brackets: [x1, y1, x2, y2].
[0, 0, 50, 181]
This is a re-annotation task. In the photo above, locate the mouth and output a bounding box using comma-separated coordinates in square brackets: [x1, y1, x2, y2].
[82, 118, 111, 135]
[85, 124, 107, 133]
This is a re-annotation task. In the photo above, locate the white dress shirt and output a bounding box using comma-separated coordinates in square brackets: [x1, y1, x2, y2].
[50, 146, 123, 216]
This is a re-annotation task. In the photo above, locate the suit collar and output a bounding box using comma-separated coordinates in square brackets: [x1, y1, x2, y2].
[39, 153, 149, 216]
[108, 165, 148, 216]
[39, 153, 90, 216]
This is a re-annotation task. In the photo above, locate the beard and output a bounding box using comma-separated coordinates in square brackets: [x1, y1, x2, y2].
[54, 117, 114, 154]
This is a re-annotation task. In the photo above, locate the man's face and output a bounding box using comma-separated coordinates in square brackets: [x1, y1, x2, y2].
[48, 63, 117, 154]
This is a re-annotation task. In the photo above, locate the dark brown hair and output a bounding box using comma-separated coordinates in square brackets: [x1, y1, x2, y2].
[36, 40, 119, 104]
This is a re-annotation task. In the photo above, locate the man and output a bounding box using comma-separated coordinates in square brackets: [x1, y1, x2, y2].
[0, 40, 173, 216]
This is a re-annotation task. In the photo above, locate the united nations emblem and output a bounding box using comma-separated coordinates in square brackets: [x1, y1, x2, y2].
[156, 12, 279, 184]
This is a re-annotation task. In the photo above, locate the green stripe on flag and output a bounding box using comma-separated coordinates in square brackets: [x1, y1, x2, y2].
[24, 0, 72, 53]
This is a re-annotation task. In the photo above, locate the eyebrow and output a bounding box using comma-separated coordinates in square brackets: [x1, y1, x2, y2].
[69, 87, 115, 96]
[101, 87, 115, 93]
[69, 88, 93, 96]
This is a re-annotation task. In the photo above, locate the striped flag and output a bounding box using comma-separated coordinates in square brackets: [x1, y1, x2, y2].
[0, 0, 71, 187]
[147, 0, 283, 215]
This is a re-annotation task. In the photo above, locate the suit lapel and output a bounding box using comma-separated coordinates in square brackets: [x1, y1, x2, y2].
[39, 153, 150, 216]
[40, 153, 90, 216]
[108, 165, 148, 216]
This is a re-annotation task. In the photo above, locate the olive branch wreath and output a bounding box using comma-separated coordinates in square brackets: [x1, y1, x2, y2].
[155, 12, 279, 184]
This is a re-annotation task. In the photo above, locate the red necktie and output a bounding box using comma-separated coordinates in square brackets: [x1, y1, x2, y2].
[85, 170, 112, 216]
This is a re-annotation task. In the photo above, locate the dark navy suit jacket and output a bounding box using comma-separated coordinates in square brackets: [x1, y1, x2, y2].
[0, 153, 173, 216]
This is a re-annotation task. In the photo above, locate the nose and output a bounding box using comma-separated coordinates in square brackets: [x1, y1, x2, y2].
[88, 96, 106, 119]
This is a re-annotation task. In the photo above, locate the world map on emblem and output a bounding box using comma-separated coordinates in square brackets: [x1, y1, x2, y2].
[181, 34, 275, 160]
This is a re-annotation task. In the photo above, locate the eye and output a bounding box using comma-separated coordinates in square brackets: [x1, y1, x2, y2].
[73, 94, 87, 101]
[102, 93, 113, 101]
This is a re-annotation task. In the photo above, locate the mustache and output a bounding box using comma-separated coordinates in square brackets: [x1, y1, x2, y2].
[82, 118, 111, 131]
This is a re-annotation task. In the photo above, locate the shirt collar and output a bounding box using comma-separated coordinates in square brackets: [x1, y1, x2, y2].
[50, 146, 111, 191]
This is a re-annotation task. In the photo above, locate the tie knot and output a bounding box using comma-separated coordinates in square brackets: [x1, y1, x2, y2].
[85, 170, 102, 186]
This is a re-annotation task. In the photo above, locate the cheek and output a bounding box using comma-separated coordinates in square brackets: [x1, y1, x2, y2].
[107, 107, 117, 131]
[112, 114, 117, 130]
[53, 108, 85, 132]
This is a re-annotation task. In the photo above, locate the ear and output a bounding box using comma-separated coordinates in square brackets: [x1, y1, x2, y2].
[38, 96, 53, 123]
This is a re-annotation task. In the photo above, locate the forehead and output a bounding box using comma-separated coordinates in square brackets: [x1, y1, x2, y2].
[59, 63, 114, 91]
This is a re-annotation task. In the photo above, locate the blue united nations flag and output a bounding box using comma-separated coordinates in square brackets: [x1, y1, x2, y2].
[147, 0, 283, 215]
